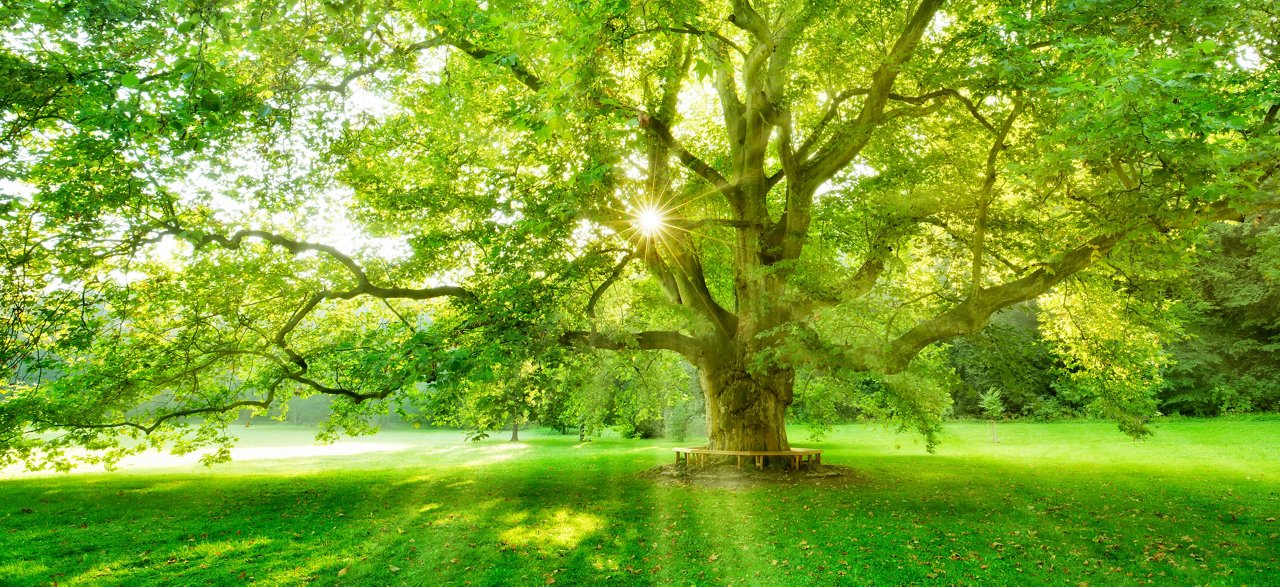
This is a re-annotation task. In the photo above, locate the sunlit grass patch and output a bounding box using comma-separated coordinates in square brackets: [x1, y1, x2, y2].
[499, 509, 605, 551]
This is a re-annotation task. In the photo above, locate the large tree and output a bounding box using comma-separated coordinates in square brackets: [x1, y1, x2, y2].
[2, 0, 1277, 467]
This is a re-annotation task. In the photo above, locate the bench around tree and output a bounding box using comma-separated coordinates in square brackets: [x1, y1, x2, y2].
[673, 447, 822, 471]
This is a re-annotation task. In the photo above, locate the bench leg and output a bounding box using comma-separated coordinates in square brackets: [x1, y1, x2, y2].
[736, 455, 742, 469]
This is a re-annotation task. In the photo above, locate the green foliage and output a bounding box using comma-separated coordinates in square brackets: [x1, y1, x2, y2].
[977, 388, 1004, 420]
[947, 306, 1065, 419]
[565, 351, 692, 440]
[1162, 212, 1280, 415]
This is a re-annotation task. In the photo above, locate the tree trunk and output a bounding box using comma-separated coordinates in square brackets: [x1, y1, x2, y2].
[699, 357, 793, 458]
[510, 417, 520, 442]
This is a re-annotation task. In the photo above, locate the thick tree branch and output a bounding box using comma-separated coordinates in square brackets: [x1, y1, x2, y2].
[307, 38, 446, 93]
[871, 196, 1280, 373]
[586, 251, 635, 328]
[561, 329, 705, 359]
[448, 36, 545, 93]
[776, 0, 944, 266]
[655, 234, 739, 338]
[625, 25, 748, 57]
[971, 99, 1026, 294]
[641, 115, 733, 194]
[788, 244, 891, 319]
[795, 89, 859, 162]
[800, 0, 946, 190]
[727, 0, 772, 46]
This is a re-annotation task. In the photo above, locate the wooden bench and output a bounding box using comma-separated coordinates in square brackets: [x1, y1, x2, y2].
[674, 447, 822, 471]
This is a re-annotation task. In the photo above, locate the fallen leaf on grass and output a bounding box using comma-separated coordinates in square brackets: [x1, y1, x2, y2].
[388, 565, 400, 573]
[708, 554, 719, 562]
[337, 567, 348, 577]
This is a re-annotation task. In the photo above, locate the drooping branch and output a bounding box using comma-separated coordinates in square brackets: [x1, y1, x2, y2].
[149, 224, 470, 396]
[156, 224, 472, 300]
[879, 89, 995, 132]
[275, 284, 470, 368]
[51, 388, 278, 434]
[281, 372, 397, 402]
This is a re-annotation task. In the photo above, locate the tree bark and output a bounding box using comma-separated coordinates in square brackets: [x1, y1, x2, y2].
[699, 354, 793, 458]
[510, 417, 520, 442]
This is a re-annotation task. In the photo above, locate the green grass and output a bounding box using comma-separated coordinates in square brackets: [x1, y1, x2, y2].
[2, 419, 1278, 585]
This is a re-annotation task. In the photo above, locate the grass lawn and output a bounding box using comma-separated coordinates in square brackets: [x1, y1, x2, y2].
[2, 419, 1278, 585]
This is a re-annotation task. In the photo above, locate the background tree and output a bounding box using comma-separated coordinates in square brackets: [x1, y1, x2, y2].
[1, 0, 1278, 468]
[1162, 212, 1280, 414]
[978, 387, 1003, 443]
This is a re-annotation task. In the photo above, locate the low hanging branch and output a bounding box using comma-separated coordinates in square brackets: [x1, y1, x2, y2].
[52, 383, 280, 434]
[158, 224, 470, 402]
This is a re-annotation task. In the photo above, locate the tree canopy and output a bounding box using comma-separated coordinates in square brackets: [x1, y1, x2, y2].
[2, 0, 1277, 468]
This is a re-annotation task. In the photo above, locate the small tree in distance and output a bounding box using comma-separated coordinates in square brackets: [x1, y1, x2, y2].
[979, 388, 1005, 444]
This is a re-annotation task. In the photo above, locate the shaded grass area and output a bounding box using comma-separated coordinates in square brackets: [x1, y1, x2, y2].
[2, 419, 1278, 585]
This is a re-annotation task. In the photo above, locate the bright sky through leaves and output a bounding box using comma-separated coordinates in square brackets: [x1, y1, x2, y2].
[635, 208, 665, 237]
